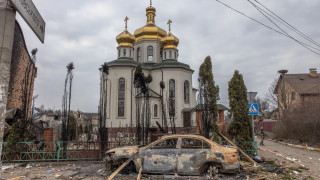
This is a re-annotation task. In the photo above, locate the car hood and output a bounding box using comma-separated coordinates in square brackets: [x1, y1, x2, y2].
[106, 145, 140, 156]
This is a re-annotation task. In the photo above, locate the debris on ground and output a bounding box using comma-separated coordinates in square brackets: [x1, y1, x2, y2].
[0, 157, 312, 180]
[253, 156, 265, 163]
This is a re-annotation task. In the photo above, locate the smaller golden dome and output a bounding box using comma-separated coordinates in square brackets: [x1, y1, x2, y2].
[116, 30, 135, 48]
[161, 20, 179, 49]
[161, 32, 179, 49]
[116, 16, 135, 47]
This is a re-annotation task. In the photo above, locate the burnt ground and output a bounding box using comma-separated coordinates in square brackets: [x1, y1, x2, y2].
[0, 159, 311, 180]
[1, 138, 318, 180]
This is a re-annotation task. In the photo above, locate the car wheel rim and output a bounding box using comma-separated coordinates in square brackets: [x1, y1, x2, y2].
[207, 166, 219, 179]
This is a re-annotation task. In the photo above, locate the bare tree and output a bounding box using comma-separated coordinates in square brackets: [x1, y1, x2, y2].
[264, 79, 278, 111]
[98, 63, 109, 154]
[274, 96, 320, 144]
[61, 62, 75, 156]
[134, 66, 152, 144]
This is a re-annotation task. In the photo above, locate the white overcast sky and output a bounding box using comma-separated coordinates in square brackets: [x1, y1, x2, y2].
[16, 0, 320, 112]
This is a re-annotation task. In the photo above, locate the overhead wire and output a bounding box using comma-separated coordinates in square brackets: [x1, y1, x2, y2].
[215, 0, 320, 56]
[215, 0, 287, 36]
[249, 5, 320, 52]
[248, 0, 320, 51]
[247, 0, 320, 55]
[253, 0, 320, 48]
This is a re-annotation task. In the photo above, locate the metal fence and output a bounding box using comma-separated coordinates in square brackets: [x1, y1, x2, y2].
[1, 141, 102, 162]
[1, 140, 258, 162]
[214, 141, 258, 157]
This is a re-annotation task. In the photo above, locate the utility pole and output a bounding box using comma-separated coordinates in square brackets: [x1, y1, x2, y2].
[0, 0, 16, 169]
[247, 91, 257, 141]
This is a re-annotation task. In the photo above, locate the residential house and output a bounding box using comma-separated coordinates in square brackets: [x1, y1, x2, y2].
[274, 68, 320, 117]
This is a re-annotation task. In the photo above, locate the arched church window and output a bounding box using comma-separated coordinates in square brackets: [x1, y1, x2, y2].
[129, 50, 131, 57]
[164, 52, 167, 60]
[147, 46, 153, 61]
[118, 78, 125, 117]
[174, 52, 177, 59]
[154, 104, 158, 117]
[184, 81, 189, 103]
[169, 51, 172, 59]
[169, 79, 175, 98]
[137, 47, 141, 62]
[118, 49, 121, 58]
[123, 49, 126, 57]
[169, 79, 175, 117]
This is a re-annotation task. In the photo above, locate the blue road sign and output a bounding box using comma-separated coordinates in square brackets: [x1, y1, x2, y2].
[248, 103, 259, 115]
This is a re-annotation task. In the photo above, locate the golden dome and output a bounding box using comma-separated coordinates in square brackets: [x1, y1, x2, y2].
[133, 5, 167, 43]
[161, 20, 179, 49]
[134, 25, 167, 43]
[161, 32, 179, 49]
[116, 16, 135, 47]
[116, 30, 135, 47]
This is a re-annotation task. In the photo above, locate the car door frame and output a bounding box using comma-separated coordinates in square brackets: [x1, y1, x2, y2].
[139, 137, 182, 174]
[176, 137, 212, 175]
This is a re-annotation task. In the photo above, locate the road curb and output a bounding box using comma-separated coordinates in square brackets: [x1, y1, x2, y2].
[267, 139, 320, 152]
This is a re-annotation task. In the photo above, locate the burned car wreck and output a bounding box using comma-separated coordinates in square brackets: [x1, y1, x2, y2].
[104, 134, 240, 176]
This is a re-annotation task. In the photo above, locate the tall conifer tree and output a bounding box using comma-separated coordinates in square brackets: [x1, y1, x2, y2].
[198, 56, 219, 138]
[227, 70, 253, 151]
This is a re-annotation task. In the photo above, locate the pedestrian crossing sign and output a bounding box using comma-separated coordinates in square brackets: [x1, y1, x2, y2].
[248, 103, 259, 115]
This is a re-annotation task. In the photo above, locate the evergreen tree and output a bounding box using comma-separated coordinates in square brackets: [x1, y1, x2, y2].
[198, 56, 219, 138]
[227, 70, 253, 151]
[68, 114, 77, 140]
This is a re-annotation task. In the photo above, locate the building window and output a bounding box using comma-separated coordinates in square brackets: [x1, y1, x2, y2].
[174, 52, 177, 59]
[169, 79, 175, 98]
[169, 51, 172, 59]
[154, 104, 158, 117]
[118, 49, 121, 58]
[137, 47, 141, 62]
[129, 50, 131, 57]
[147, 46, 153, 61]
[123, 49, 126, 57]
[169, 79, 175, 117]
[291, 92, 296, 101]
[118, 78, 125, 117]
[184, 81, 189, 103]
[164, 52, 167, 60]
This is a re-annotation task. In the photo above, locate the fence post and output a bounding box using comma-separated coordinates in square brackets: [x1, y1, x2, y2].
[57, 141, 60, 161]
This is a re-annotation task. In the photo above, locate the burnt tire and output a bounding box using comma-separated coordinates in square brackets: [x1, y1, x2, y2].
[201, 163, 221, 179]
[120, 159, 137, 174]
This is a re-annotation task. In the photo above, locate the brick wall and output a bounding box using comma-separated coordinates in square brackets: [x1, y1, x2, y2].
[6, 21, 36, 119]
[43, 128, 54, 141]
[43, 128, 54, 151]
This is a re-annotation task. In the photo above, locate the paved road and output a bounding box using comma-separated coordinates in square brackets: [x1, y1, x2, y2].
[257, 137, 320, 179]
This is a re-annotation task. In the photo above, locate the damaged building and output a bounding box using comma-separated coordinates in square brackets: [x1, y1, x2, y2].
[3, 21, 37, 140]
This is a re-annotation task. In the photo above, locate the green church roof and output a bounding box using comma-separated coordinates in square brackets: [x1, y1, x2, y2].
[106, 58, 193, 71]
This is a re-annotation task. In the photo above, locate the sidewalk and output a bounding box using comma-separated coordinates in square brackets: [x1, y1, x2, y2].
[257, 137, 320, 152]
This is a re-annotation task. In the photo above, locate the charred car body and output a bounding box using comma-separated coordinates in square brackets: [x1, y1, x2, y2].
[104, 135, 240, 176]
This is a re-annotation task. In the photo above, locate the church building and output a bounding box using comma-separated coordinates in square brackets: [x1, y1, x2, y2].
[99, 3, 198, 140]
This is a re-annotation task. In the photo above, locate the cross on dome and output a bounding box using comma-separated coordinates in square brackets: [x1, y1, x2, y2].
[124, 16, 129, 30]
[167, 19, 172, 33]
